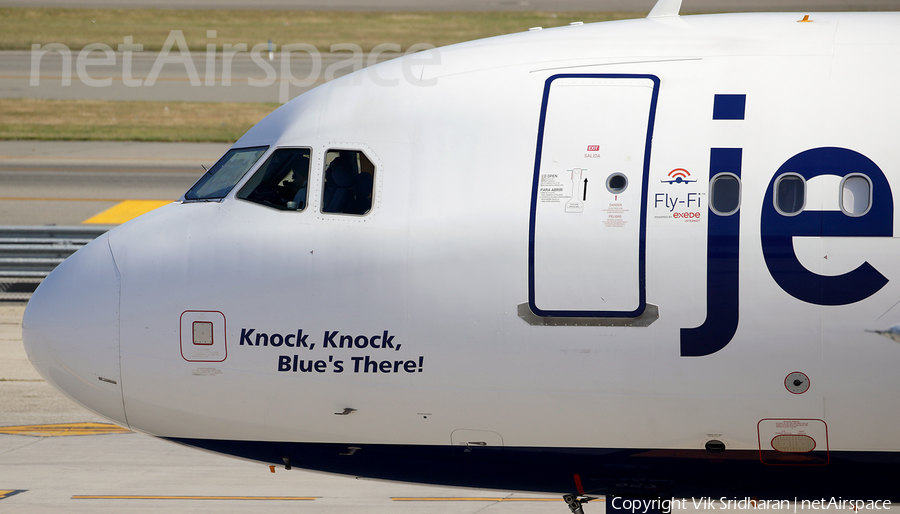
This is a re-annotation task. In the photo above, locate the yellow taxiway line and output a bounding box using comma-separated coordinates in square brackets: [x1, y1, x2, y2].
[82, 200, 173, 224]
[0, 197, 172, 224]
[0, 422, 130, 437]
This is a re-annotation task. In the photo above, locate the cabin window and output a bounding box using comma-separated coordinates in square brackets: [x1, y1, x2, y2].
[840, 174, 872, 216]
[709, 173, 741, 215]
[237, 148, 311, 211]
[321, 149, 376, 215]
[774, 173, 805, 216]
[184, 146, 267, 201]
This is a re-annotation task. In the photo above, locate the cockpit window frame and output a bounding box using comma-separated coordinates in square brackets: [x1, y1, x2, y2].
[235, 147, 313, 212]
[319, 148, 378, 218]
[183, 145, 269, 202]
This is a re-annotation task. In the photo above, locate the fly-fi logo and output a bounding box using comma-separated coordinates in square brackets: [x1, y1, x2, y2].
[661, 168, 697, 184]
[654, 168, 703, 219]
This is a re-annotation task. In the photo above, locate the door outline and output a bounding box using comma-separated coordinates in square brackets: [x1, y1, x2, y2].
[527, 73, 661, 319]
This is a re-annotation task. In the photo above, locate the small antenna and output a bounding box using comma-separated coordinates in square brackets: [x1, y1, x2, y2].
[647, 0, 683, 18]
[201, 164, 208, 172]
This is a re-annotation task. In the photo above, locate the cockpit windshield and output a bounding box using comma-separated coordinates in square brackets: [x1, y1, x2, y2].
[184, 146, 268, 201]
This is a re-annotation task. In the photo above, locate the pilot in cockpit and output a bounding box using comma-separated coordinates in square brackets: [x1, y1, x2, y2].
[238, 148, 311, 211]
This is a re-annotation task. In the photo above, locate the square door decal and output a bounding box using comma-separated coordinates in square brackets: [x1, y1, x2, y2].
[180, 311, 227, 362]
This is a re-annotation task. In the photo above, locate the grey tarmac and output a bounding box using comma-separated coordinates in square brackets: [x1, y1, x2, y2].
[0, 0, 897, 12]
[8, 50, 391, 103]
[0, 140, 229, 225]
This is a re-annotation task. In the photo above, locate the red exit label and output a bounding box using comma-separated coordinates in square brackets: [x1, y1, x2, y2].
[587, 145, 600, 151]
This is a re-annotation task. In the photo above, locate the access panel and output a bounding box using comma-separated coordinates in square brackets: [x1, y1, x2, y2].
[528, 75, 659, 318]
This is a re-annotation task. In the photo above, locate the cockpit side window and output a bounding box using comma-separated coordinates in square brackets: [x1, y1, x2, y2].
[184, 146, 268, 201]
[237, 148, 311, 211]
[321, 150, 375, 215]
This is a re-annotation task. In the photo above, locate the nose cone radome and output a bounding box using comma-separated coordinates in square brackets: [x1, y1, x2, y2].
[22, 233, 127, 427]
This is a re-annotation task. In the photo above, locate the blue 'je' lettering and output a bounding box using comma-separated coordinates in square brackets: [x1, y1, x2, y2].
[679, 96, 893, 357]
[760, 147, 893, 305]
[681, 148, 742, 357]
[680, 95, 744, 357]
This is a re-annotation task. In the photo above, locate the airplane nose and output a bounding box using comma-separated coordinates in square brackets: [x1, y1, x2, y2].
[22, 233, 128, 427]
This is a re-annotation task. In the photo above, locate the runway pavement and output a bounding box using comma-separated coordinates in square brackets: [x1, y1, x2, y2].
[7, 50, 390, 103]
[0, 0, 897, 12]
[0, 141, 229, 225]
